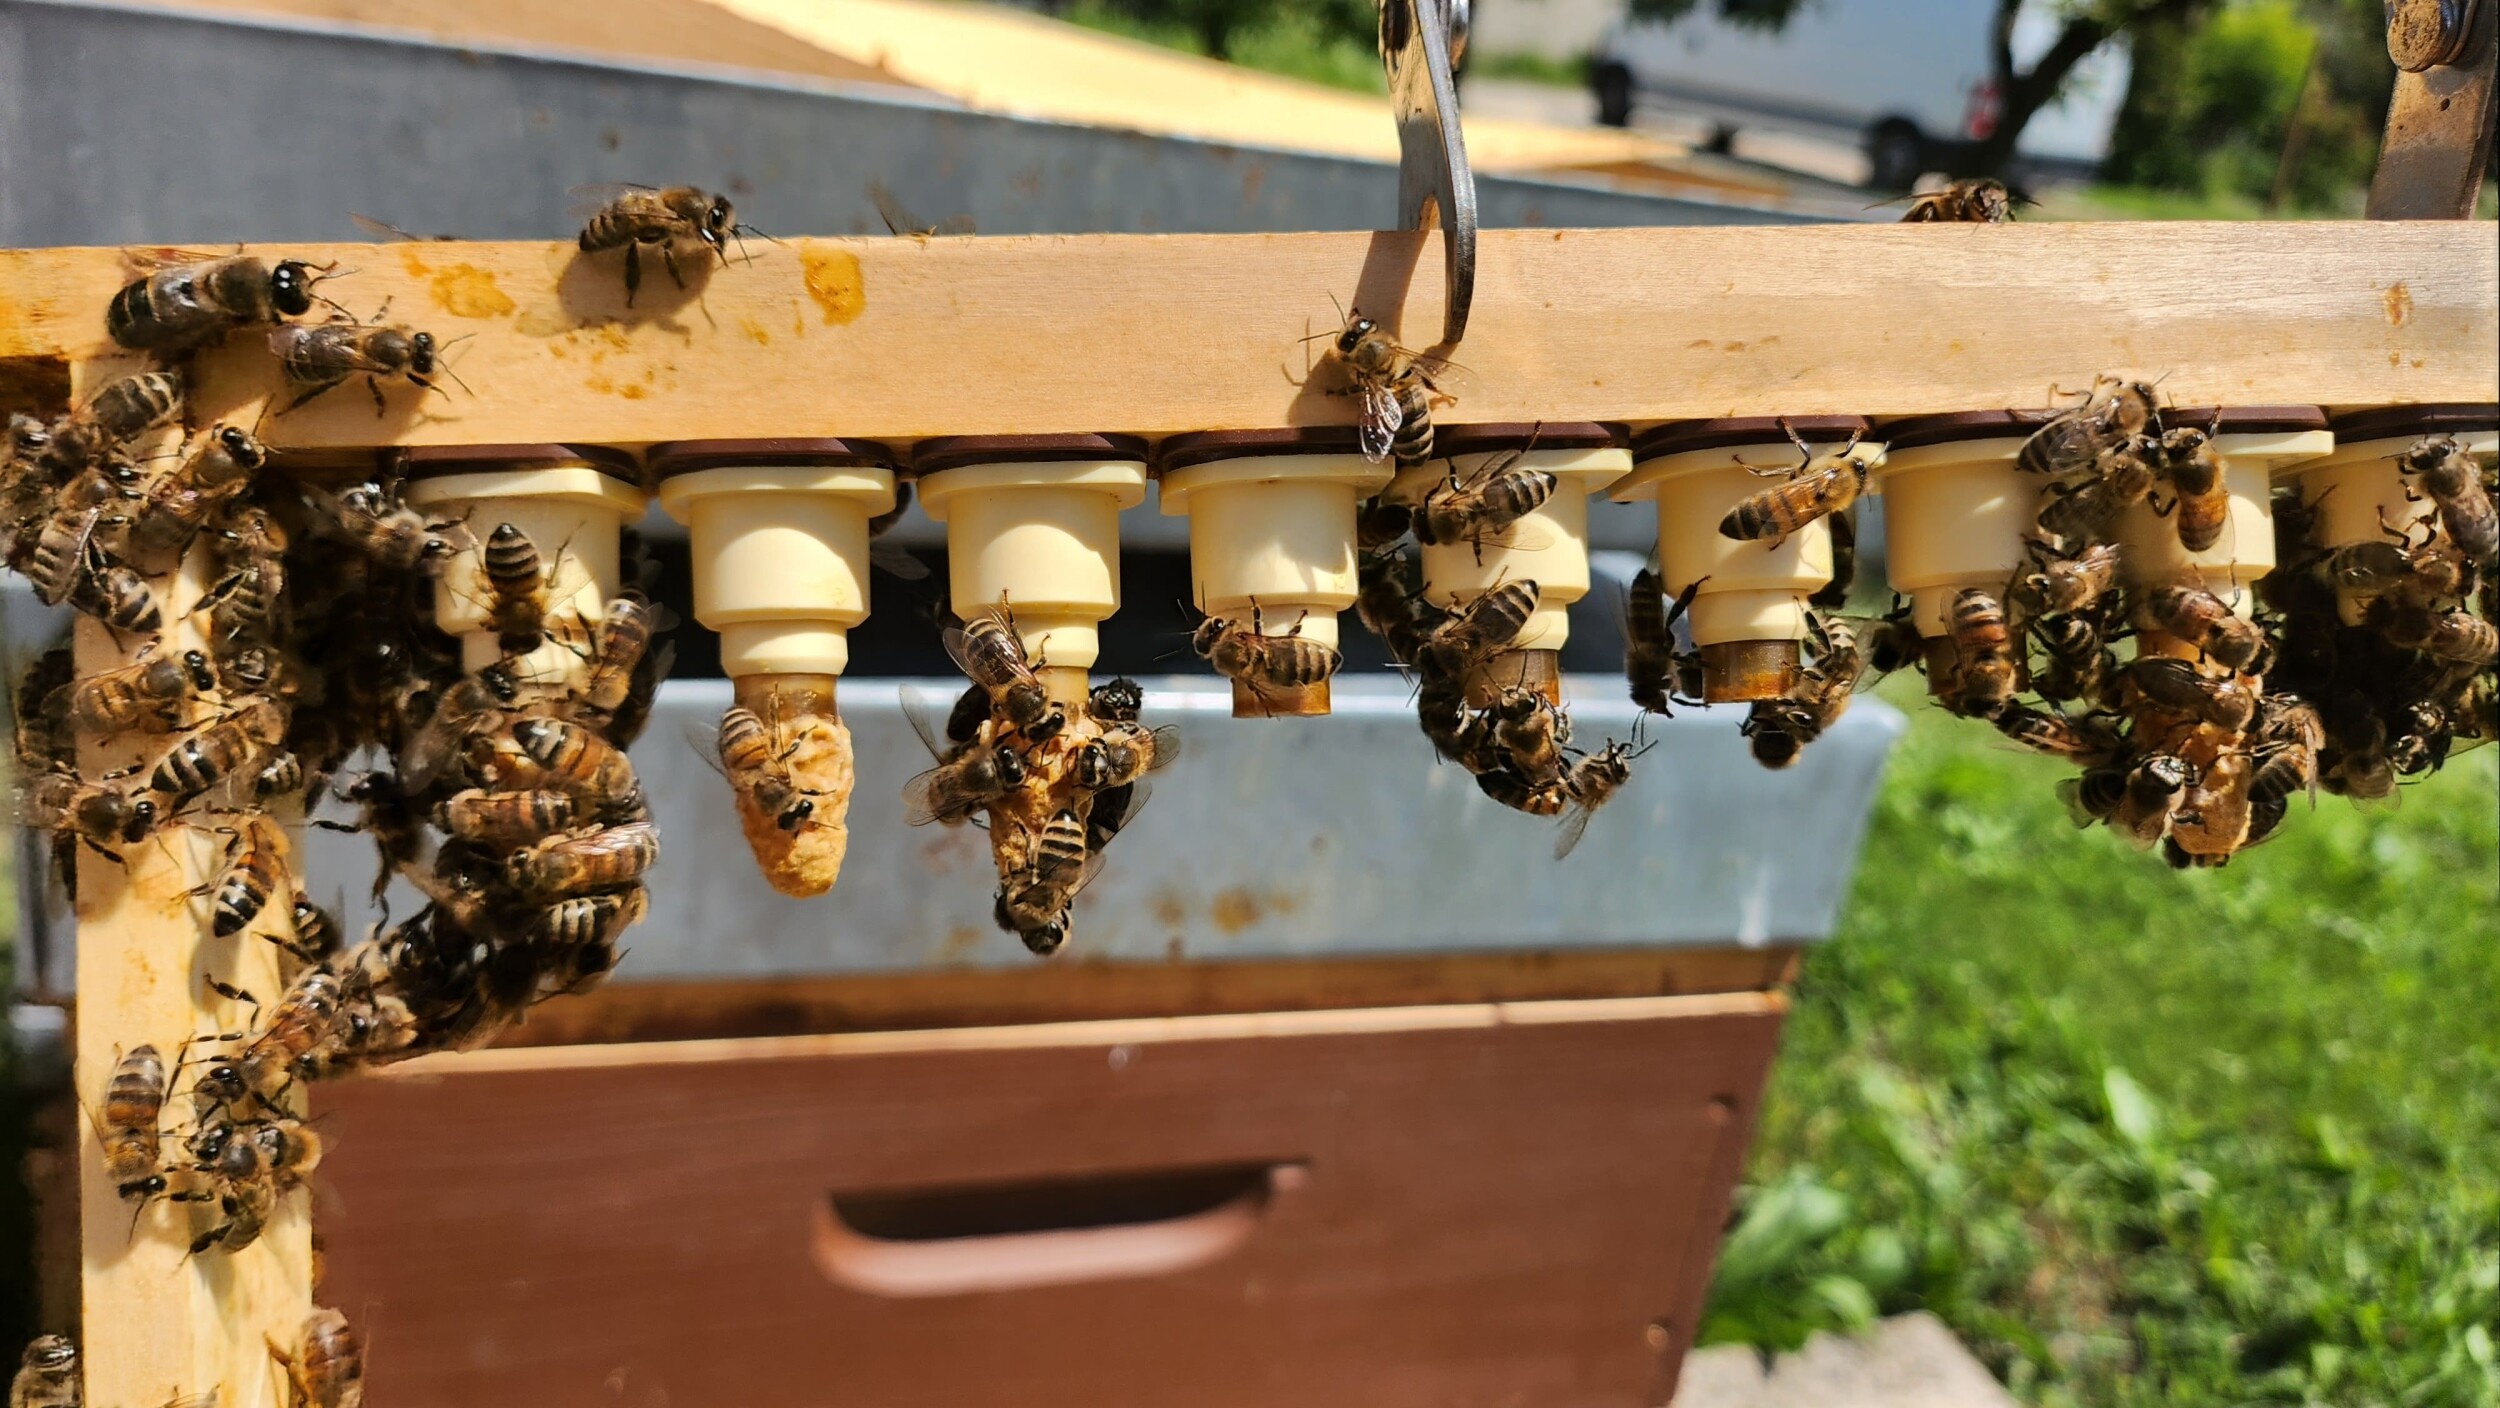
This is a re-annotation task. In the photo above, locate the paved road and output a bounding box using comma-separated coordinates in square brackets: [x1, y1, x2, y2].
[1678, 1314, 2020, 1408]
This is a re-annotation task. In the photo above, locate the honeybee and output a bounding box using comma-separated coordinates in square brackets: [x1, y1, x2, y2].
[1325, 312, 1446, 469]
[302, 482, 466, 572]
[1087, 676, 1145, 724]
[1718, 421, 1873, 547]
[2017, 378, 2160, 477]
[2156, 424, 2230, 553]
[198, 506, 288, 645]
[575, 183, 742, 305]
[1745, 614, 1862, 768]
[268, 1307, 365, 1408]
[1414, 581, 1540, 680]
[75, 559, 163, 637]
[1812, 505, 1859, 611]
[2028, 613, 2114, 706]
[1992, 703, 2126, 762]
[2369, 597, 2499, 666]
[10, 1335, 79, 1408]
[1412, 448, 1556, 559]
[401, 664, 520, 791]
[206, 816, 289, 938]
[2168, 750, 2256, 862]
[716, 704, 822, 832]
[1898, 178, 2017, 223]
[1357, 499, 1412, 554]
[2312, 539, 2417, 596]
[2063, 752, 2194, 847]
[2135, 581, 2266, 671]
[945, 606, 1065, 741]
[2033, 437, 2162, 546]
[1554, 741, 1640, 859]
[67, 647, 215, 733]
[95, 1044, 169, 1203]
[479, 523, 555, 654]
[21, 505, 106, 608]
[578, 592, 664, 726]
[1944, 588, 2018, 718]
[1073, 720, 1182, 793]
[200, 968, 358, 1103]
[177, 1116, 322, 1255]
[23, 770, 157, 861]
[2395, 433, 2497, 565]
[1861, 598, 1924, 677]
[507, 821, 660, 901]
[1355, 546, 1435, 666]
[506, 718, 645, 817]
[994, 810, 1098, 956]
[1489, 685, 1570, 783]
[1191, 601, 1340, 707]
[2125, 656, 2257, 732]
[1624, 567, 1699, 715]
[270, 321, 453, 414]
[2012, 541, 2121, 617]
[108, 252, 328, 353]
[439, 787, 579, 847]
[1416, 672, 1493, 767]
[115, 425, 265, 568]
[284, 893, 343, 965]
[148, 699, 285, 809]
[41, 370, 185, 477]
[533, 886, 647, 958]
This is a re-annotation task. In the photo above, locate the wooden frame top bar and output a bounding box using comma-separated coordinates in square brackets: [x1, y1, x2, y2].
[1, 223, 2491, 449]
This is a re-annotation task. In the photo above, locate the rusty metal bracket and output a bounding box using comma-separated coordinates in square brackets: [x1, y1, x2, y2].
[1380, 0, 1479, 347]
[2368, 0, 2499, 217]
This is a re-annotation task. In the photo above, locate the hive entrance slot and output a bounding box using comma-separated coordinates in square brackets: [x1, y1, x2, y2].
[830, 1161, 1288, 1243]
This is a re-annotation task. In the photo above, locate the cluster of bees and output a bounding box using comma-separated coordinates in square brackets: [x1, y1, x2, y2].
[12, 1311, 360, 1408]
[1321, 316, 1641, 858]
[1736, 380, 2493, 864]
[902, 608, 1174, 954]
[2, 232, 667, 1341]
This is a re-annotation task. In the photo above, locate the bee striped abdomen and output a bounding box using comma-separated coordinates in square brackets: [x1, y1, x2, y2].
[1391, 379, 1434, 468]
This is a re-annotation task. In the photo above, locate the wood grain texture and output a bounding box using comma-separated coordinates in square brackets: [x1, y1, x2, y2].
[70, 360, 311, 1408]
[491, 945, 1804, 1047]
[314, 999, 1782, 1408]
[0, 223, 2490, 450]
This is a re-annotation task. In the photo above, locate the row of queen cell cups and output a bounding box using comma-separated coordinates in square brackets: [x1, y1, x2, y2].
[389, 402, 2498, 753]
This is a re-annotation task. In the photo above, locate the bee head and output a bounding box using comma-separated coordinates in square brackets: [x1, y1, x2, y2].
[1335, 316, 1376, 357]
[995, 745, 1029, 788]
[269, 261, 318, 317]
[180, 649, 217, 692]
[216, 425, 266, 469]
[118, 796, 157, 842]
[776, 798, 814, 832]
[407, 331, 437, 376]
[23, 1336, 76, 1371]
[1190, 614, 1229, 656]
[706, 195, 736, 242]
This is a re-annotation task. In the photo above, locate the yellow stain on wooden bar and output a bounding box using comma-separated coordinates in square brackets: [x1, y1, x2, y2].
[801, 248, 867, 325]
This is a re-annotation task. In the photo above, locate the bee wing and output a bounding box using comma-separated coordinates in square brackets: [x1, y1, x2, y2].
[1356, 382, 1403, 463]
[898, 685, 955, 761]
[934, 214, 980, 236]
[1465, 518, 1559, 554]
[1552, 802, 1596, 861]
[940, 625, 990, 683]
[565, 181, 661, 220]
[1145, 724, 1184, 770]
[898, 764, 955, 827]
[349, 213, 454, 243]
[869, 539, 932, 581]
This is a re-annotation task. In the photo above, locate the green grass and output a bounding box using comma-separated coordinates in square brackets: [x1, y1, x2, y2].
[1703, 678, 2500, 1406]
[1056, 0, 1385, 93]
[1466, 50, 1591, 89]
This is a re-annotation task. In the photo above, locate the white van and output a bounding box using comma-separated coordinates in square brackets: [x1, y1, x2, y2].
[1589, 0, 2132, 188]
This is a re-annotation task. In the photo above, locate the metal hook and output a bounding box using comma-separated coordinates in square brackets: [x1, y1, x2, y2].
[1380, 0, 1478, 348]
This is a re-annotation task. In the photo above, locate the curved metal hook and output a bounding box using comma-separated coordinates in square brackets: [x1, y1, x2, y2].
[1381, 0, 1478, 348]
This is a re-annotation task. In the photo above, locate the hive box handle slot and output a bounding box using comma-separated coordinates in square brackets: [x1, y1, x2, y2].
[813, 1161, 1302, 1297]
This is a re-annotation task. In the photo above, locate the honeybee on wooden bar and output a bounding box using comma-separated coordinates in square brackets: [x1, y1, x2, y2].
[67, 647, 214, 733]
[117, 425, 265, 568]
[176, 1115, 323, 1255]
[270, 321, 455, 414]
[269, 1307, 365, 1408]
[1192, 601, 1340, 705]
[2156, 424, 2230, 553]
[40, 370, 185, 478]
[1413, 446, 1556, 559]
[946, 604, 1065, 741]
[1324, 310, 1448, 470]
[207, 816, 289, 938]
[1719, 420, 1874, 547]
[10, 1335, 79, 1408]
[23, 770, 157, 865]
[1897, 178, 2018, 223]
[2395, 433, 2496, 565]
[2126, 656, 2258, 732]
[197, 505, 288, 646]
[2135, 581, 2265, 671]
[575, 183, 744, 305]
[1943, 588, 2018, 718]
[95, 1044, 169, 1204]
[107, 252, 329, 353]
[148, 699, 285, 810]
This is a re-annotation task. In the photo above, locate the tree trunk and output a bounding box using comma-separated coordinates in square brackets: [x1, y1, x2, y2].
[1962, 5, 2115, 177]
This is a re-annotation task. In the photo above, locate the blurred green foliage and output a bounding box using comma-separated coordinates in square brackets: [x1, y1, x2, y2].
[1059, 0, 1378, 70]
[1702, 681, 2500, 1405]
[2105, 0, 2396, 212]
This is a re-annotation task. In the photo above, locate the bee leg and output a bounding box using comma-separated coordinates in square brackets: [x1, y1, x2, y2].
[622, 243, 642, 307]
[277, 377, 345, 416]
[661, 243, 688, 292]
